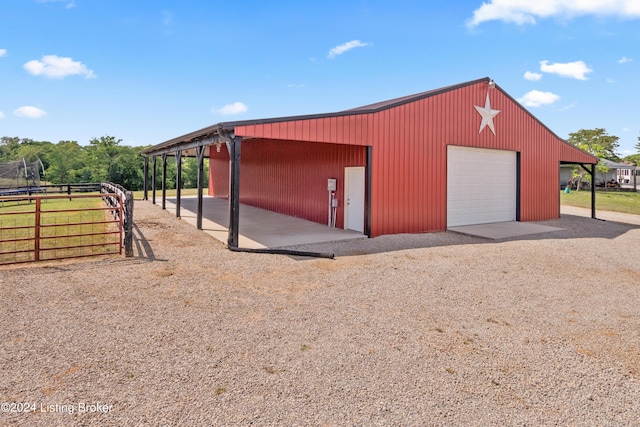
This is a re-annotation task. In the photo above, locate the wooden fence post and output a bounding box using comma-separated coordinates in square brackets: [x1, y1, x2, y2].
[124, 191, 134, 257]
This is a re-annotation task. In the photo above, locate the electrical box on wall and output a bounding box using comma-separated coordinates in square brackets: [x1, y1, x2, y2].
[327, 178, 337, 192]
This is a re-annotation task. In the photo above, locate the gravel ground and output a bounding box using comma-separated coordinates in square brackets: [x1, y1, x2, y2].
[1, 199, 639, 426]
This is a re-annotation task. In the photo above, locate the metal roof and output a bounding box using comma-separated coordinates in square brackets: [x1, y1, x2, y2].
[140, 78, 491, 156]
[599, 158, 637, 169]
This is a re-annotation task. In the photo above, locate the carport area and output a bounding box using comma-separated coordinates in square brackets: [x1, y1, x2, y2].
[164, 196, 365, 249]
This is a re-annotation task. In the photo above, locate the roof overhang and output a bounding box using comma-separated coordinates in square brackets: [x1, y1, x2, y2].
[140, 123, 236, 157]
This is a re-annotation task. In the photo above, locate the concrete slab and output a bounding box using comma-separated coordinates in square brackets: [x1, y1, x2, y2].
[163, 196, 365, 249]
[448, 221, 563, 240]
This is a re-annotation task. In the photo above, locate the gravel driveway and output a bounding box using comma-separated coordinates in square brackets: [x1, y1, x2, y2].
[1, 200, 639, 426]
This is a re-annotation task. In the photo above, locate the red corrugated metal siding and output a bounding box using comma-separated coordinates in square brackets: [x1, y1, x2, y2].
[368, 94, 451, 235]
[559, 141, 596, 163]
[208, 147, 229, 197]
[209, 138, 366, 227]
[219, 80, 596, 237]
[236, 115, 370, 146]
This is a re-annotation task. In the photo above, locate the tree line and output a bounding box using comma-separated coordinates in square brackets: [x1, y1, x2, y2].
[567, 128, 640, 188]
[0, 135, 206, 191]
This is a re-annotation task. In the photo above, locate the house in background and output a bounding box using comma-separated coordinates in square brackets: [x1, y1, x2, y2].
[614, 161, 639, 187]
[562, 159, 638, 190]
[142, 77, 598, 246]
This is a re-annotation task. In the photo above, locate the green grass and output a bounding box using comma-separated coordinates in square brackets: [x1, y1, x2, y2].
[1, 195, 102, 216]
[132, 187, 204, 200]
[560, 190, 640, 215]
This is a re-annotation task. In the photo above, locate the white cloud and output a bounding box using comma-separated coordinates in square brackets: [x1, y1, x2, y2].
[618, 56, 632, 63]
[161, 10, 174, 26]
[0, 111, 5, 119]
[468, 0, 640, 27]
[524, 71, 542, 81]
[539, 60, 592, 80]
[559, 102, 576, 111]
[517, 90, 560, 107]
[0, 49, 6, 57]
[327, 40, 368, 59]
[214, 102, 248, 116]
[24, 55, 95, 79]
[14, 106, 47, 118]
[606, 77, 616, 83]
[36, 0, 75, 9]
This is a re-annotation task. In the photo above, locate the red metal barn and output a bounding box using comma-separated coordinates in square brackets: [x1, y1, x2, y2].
[143, 77, 597, 241]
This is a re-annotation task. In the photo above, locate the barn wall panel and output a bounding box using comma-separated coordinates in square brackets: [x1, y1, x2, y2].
[208, 146, 229, 197]
[235, 116, 370, 146]
[237, 139, 366, 227]
[368, 91, 451, 236]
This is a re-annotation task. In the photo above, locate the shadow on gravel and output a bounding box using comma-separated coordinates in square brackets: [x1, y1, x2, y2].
[132, 222, 158, 261]
[281, 214, 640, 259]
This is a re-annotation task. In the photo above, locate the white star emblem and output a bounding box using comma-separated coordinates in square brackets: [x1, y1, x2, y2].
[474, 93, 500, 135]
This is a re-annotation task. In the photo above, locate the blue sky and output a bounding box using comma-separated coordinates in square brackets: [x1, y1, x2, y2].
[1, 0, 639, 155]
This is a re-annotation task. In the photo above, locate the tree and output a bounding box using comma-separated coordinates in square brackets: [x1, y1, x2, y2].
[635, 133, 640, 154]
[86, 135, 123, 182]
[568, 128, 620, 161]
[83, 135, 145, 189]
[46, 141, 86, 184]
[623, 154, 640, 165]
[0, 137, 21, 161]
[15, 139, 53, 169]
[106, 146, 145, 190]
[181, 157, 208, 189]
[568, 128, 621, 189]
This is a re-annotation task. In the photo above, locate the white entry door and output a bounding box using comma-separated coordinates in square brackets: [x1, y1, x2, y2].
[447, 146, 517, 227]
[344, 167, 365, 232]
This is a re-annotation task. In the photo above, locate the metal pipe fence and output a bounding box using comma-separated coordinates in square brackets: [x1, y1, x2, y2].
[100, 182, 134, 257]
[0, 183, 102, 199]
[0, 192, 125, 265]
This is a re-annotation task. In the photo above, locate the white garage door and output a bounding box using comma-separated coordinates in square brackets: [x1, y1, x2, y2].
[447, 146, 517, 227]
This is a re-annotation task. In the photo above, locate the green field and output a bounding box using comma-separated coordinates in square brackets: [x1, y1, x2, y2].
[132, 187, 201, 200]
[0, 195, 120, 263]
[560, 190, 640, 215]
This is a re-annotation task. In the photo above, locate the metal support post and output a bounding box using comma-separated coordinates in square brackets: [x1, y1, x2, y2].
[161, 153, 167, 210]
[174, 149, 182, 218]
[152, 156, 157, 205]
[228, 136, 241, 248]
[143, 156, 148, 201]
[365, 146, 373, 237]
[590, 164, 596, 219]
[196, 145, 205, 230]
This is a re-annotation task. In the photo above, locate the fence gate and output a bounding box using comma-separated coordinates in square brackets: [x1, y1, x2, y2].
[0, 193, 125, 265]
